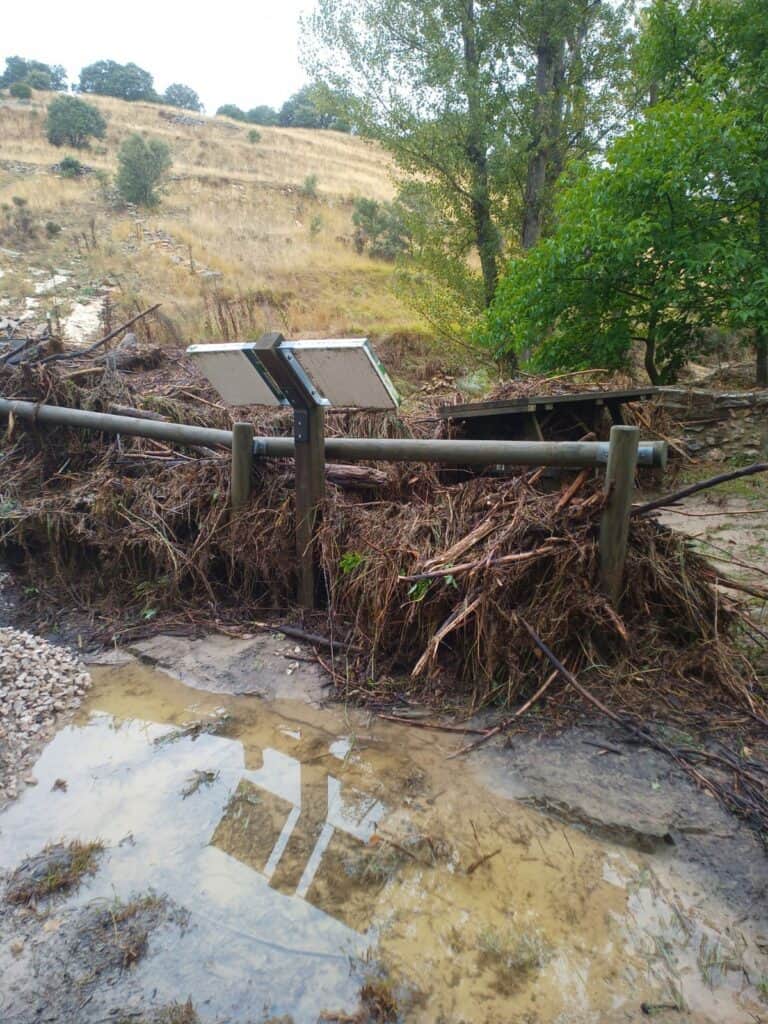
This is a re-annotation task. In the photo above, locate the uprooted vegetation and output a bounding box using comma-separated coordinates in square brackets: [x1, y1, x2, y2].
[4, 839, 103, 904]
[0, 365, 760, 707]
[1, 363, 767, 841]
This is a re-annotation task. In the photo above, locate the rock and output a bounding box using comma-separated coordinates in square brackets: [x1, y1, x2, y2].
[0, 628, 91, 806]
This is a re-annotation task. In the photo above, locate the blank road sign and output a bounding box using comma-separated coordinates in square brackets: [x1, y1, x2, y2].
[281, 339, 399, 410]
[186, 343, 287, 406]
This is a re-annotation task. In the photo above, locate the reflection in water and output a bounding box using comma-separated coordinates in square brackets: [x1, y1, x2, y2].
[0, 662, 764, 1024]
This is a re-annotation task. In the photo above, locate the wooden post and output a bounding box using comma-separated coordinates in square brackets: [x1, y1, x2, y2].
[231, 421, 253, 512]
[599, 425, 639, 606]
[294, 404, 325, 609]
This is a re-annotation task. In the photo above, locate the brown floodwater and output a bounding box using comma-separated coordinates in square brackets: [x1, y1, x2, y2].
[0, 662, 765, 1023]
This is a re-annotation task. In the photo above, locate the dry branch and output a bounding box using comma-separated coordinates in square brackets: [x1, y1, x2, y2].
[33, 304, 161, 365]
[633, 463, 768, 516]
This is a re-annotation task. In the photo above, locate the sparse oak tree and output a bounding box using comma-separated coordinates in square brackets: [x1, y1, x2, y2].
[116, 134, 172, 206]
[46, 95, 106, 148]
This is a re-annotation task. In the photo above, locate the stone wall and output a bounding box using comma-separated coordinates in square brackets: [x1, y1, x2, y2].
[657, 387, 768, 461]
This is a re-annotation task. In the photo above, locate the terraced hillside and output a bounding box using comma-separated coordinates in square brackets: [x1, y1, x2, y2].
[0, 90, 427, 347]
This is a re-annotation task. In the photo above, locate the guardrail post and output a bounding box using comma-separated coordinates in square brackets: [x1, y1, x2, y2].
[599, 425, 639, 606]
[294, 404, 325, 609]
[231, 421, 254, 512]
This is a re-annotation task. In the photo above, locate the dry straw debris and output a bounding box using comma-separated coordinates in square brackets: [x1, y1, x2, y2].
[0, 363, 763, 731]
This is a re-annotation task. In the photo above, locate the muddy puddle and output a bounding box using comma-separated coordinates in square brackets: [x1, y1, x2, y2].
[0, 662, 765, 1023]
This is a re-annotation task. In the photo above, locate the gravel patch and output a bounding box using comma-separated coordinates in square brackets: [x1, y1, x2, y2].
[0, 627, 91, 804]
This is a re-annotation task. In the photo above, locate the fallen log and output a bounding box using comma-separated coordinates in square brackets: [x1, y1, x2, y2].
[632, 463, 768, 516]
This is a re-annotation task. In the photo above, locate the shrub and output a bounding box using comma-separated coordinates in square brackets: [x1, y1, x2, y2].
[300, 174, 318, 199]
[9, 81, 32, 100]
[58, 155, 85, 178]
[78, 60, 155, 102]
[247, 128, 261, 144]
[26, 70, 51, 90]
[0, 57, 66, 91]
[163, 83, 202, 112]
[116, 133, 172, 206]
[352, 197, 411, 260]
[216, 104, 247, 121]
[1, 197, 36, 242]
[46, 95, 106, 148]
[45, 221, 62, 237]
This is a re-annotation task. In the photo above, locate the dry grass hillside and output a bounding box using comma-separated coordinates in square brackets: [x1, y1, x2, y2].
[0, 90, 430, 354]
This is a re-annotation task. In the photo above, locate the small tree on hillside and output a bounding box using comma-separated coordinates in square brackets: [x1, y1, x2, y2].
[9, 82, 32, 100]
[163, 83, 203, 111]
[78, 60, 156, 102]
[0, 56, 66, 91]
[116, 134, 172, 206]
[46, 95, 107, 148]
[216, 104, 247, 121]
[246, 105, 278, 125]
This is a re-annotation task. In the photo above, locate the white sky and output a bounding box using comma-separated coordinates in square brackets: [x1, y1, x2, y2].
[4, 0, 311, 112]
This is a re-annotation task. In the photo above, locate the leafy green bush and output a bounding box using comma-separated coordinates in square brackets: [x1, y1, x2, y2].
[26, 70, 51, 90]
[58, 155, 84, 178]
[216, 104, 247, 121]
[9, 81, 31, 100]
[46, 96, 106, 148]
[116, 133, 172, 206]
[247, 128, 261, 144]
[45, 220, 62, 238]
[300, 174, 318, 199]
[78, 60, 156, 102]
[163, 83, 202, 111]
[352, 197, 410, 261]
[1, 196, 36, 241]
[0, 57, 66, 91]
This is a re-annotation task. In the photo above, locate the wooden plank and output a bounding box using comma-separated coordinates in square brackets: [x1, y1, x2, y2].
[231, 422, 254, 512]
[439, 388, 657, 419]
[599, 425, 640, 606]
[523, 411, 544, 441]
[294, 405, 325, 609]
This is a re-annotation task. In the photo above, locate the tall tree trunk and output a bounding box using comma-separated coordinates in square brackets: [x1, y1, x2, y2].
[757, 328, 768, 388]
[644, 310, 661, 385]
[460, 0, 501, 309]
[521, 31, 566, 250]
[757, 198, 768, 387]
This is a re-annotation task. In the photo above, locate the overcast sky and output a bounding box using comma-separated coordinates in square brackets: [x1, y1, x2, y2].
[4, 0, 311, 112]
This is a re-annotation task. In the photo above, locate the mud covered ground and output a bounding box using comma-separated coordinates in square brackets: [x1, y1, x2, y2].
[0, 634, 766, 1023]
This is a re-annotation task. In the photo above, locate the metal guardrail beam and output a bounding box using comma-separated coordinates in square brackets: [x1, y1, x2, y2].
[0, 400, 668, 469]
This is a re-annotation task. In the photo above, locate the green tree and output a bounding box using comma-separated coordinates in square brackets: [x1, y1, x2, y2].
[78, 60, 156, 101]
[484, 99, 763, 385]
[637, 0, 768, 384]
[352, 197, 411, 260]
[246, 105, 279, 125]
[46, 95, 107, 148]
[9, 81, 32, 100]
[278, 84, 351, 131]
[116, 134, 172, 206]
[305, 0, 634, 334]
[163, 83, 203, 111]
[0, 56, 66, 90]
[216, 103, 247, 121]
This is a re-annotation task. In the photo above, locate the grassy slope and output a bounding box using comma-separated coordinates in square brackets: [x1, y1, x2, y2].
[0, 91, 428, 344]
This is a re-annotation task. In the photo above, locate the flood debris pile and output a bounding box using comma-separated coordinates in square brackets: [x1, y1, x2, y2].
[0, 365, 763, 729]
[0, 627, 91, 802]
